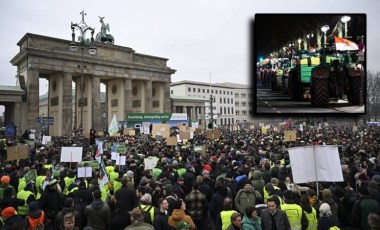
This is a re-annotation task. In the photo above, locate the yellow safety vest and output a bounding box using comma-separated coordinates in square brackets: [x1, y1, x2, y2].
[63, 177, 76, 195]
[177, 168, 186, 177]
[140, 204, 155, 223]
[101, 186, 109, 201]
[263, 185, 280, 203]
[281, 203, 303, 230]
[17, 190, 34, 216]
[113, 180, 122, 193]
[68, 186, 79, 195]
[35, 175, 45, 192]
[110, 171, 119, 185]
[220, 210, 236, 230]
[43, 164, 52, 170]
[304, 207, 317, 230]
[18, 177, 26, 192]
[105, 166, 115, 175]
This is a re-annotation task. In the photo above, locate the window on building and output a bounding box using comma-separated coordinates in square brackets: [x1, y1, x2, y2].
[211, 90, 214, 94]
[220, 107, 222, 114]
[223, 91, 226, 94]
[228, 107, 230, 114]
[242, 102, 246, 106]
[235, 102, 239, 106]
[224, 98, 226, 104]
[248, 102, 252, 107]
[193, 88, 196, 92]
[203, 89, 205, 93]
[227, 91, 229, 95]
[224, 107, 226, 114]
[220, 90, 222, 94]
[213, 97, 216, 102]
[232, 118, 234, 124]
[242, 110, 247, 115]
[241, 93, 246, 98]
[220, 119, 223, 126]
[171, 90, 173, 94]
[188, 87, 191, 92]
[236, 110, 240, 115]
[227, 98, 230, 104]
[215, 90, 218, 94]
[220, 98, 222, 103]
[228, 118, 231, 125]
[231, 98, 233, 104]
[235, 93, 239, 97]
[207, 89, 209, 93]
[198, 88, 200, 93]
[224, 118, 227, 125]
[231, 108, 234, 114]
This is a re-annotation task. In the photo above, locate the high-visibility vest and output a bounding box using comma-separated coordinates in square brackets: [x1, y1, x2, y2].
[263, 185, 280, 203]
[63, 176, 76, 195]
[101, 186, 109, 201]
[17, 190, 34, 216]
[110, 171, 119, 185]
[113, 180, 122, 193]
[177, 168, 186, 177]
[220, 210, 236, 230]
[271, 194, 284, 206]
[140, 204, 155, 223]
[43, 164, 51, 170]
[18, 177, 26, 192]
[105, 166, 115, 175]
[27, 210, 45, 229]
[68, 186, 78, 195]
[35, 176, 45, 192]
[304, 207, 317, 230]
[281, 203, 303, 230]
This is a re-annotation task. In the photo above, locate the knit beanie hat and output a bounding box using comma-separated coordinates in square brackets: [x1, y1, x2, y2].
[1, 175, 10, 184]
[1, 207, 16, 218]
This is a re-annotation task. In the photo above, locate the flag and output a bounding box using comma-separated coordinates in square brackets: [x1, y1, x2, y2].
[335, 37, 359, 51]
[108, 114, 118, 136]
[98, 161, 109, 189]
[95, 141, 103, 163]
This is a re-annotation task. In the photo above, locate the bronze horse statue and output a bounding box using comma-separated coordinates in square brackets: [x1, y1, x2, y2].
[96, 16, 114, 44]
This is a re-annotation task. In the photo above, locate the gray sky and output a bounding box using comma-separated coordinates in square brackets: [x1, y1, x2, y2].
[0, 0, 379, 94]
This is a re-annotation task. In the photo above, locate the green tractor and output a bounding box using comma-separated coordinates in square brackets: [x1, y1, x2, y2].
[287, 52, 320, 101]
[310, 51, 364, 107]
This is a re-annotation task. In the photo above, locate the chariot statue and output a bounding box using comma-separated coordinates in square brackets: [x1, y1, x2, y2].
[96, 16, 114, 44]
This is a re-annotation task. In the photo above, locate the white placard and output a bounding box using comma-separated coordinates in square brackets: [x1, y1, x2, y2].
[42, 135, 52, 145]
[111, 152, 118, 160]
[288, 145, 343, 184]
[300, 124, 304, 132]
[60, 147, 83, 162]
[115, 155, 126, 166]
[29, 134, 35, 140]
[77, 167, 92, 178]
[144, 157, 158, 170]
[177, 134, 181, 143]
[143, 127, 150, 135]
[190, 131, 194, 139]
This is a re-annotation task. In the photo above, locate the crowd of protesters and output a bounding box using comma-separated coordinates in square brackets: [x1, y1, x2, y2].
[0, 122, 379, 230]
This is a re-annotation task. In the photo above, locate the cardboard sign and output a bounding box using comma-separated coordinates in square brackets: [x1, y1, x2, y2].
[284, 130, 297, 142]
[129, 129, 136, 136]
[262, 127, 268, 134]
[84, 133, 90, 138]
[110, 132, 120, 137]
[144, 157, 158, 170]
[195, 128, 204, 134]
[178, 125, 188, 131]
[179, 131, 191, 140]
[213, 130, 221, 139]
[7, 145, 29, 161]
[77, 167, 92, 178]
[166, 136, 177, 146]
[206, 130, 214, 140]
[60, 147, 83, 162]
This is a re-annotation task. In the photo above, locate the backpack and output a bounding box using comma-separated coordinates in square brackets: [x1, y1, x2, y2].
[139, 204, 154, 225]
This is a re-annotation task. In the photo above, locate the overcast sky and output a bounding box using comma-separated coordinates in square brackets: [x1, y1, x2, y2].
[0, 0, 379, 95]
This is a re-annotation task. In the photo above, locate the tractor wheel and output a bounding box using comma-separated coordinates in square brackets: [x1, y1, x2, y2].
[349, 76, 363, 105]
[311, 78, 329, 107]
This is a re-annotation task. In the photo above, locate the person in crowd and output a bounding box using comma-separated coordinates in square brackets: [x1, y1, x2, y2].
[0, 206, 26, 229]
[54, 197, 83, 230]
[138, 192, 155, 224]
[0, 175, 15, 199]
[261, 197, 291, 230]
[173, 176, 186, 200]
[153, 198, 170, 230]
[125, 207, 154, 230]
[111, 201, 131, 230]
[25, 201, 50, 230]
[318, 203, 339, 230]
[185, 182, 208, 229]
[300, 194, 318, 230]
[242, 206, 262, 230]
[163, 182, 178, 215]
[226, 212, 242, 230]
[210, 178, 232, 225]
[114, 177, 137, 211]
[39, 178, 63, 223]
[367, 213, 380, 230]
[63, 212, 80, 230]
[215, 197, 237, 230]
[16, 182, 36, 217]
[352, 183, 380, 230]
[281, 190, 308, 230]
[168, 199, 196, 230]
[84, 190, 111, 230]
[235, 181, 262, 215]
[0, 187, 24, 210]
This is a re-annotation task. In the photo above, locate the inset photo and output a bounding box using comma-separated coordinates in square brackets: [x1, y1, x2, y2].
[254, 14, 366, 115]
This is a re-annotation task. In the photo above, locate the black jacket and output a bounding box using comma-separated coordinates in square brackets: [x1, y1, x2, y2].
[114, 185, 137, 211]
[209, 187, 230, 222]
[153, 210, 170, 230]
[74, 186, 93, 205]
[39, 186, 63, 221]
[111, 207, 131, 230]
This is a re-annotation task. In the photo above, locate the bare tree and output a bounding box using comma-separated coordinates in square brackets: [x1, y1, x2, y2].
[366, 70, 380, 121]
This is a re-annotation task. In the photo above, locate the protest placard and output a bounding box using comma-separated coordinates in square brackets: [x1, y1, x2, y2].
[77, 167, 92, 178]
[284, 130, 297, 142]
[166, 136, 177, 146]
[25, 169, 37, 184]
[115, 155, 126, 166]
[60, 147, 83, 162]
[144, 157, 158, 170]
[7, 145, 29, 161]
[42, 136, 51, 145]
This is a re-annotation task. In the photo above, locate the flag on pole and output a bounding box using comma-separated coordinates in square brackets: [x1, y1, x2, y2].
[335, 37, 359, 51]
[98, 161, 109, 189]
[95, 141, 103, 163]
[108, 114, 118, 136]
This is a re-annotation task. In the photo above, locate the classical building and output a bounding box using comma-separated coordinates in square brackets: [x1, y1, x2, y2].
[9, 33, 175, 136]
[170, 80, 253, 126]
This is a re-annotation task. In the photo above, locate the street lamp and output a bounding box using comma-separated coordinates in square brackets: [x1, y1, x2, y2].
[321, 25, 330, 48]
[69, 10, 97, 135]
[341, 15, 351, 38]
[298, 38, 302, 50]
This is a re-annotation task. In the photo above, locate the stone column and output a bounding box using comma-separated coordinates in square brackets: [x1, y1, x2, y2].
[144, 80, 152, 113]
[62, 73, 73, 135]
[171, 105, 176, 113]
[124, 79, 133, 115]
[201, 106, 205, 128]
[163, 81, 171, 112]
[26, 69, 39, 130]
[191, 106, 196, 122]
[195, 107, 199, 122]
[92, 76, 101, 130]
[13, 102, 21, 135]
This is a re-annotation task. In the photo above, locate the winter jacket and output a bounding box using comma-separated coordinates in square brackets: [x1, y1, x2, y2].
[153, 210, 170, 230]
[54, 207, 82, 230]
[38, 185, 63, 221]
[242, 214, 262, 230]
[235, 188, 262, 215]
[352, 197, 380, 230]
[111, 207, 131, 230]
[210, 187, 231, 222]
[124, 222, 155, 230]
[261, 208, 291, 230]
[84, 199, 112, 230]
[168, 209, 196, 230]
[114, 185, 137, 211]
[251, 171, 265, 197]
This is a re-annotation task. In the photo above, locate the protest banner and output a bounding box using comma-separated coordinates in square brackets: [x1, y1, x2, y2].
[7, 145, 29, 161]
